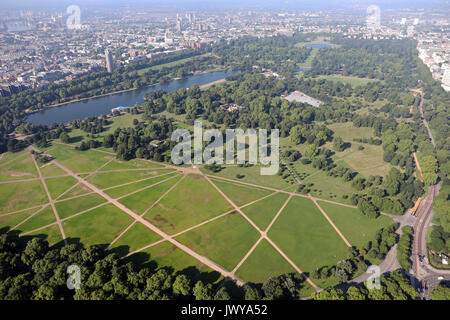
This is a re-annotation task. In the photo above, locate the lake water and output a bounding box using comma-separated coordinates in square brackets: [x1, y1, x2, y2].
[304, 43, 332, 49]
[27, 70, 239, 126]
[297, 67, 312, 72]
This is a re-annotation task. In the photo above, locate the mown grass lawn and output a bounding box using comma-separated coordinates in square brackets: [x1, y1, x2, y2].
[175, 212, 260, 271]
[0, 180, 48, 214]
[109, 221, 162, 257]
[241, 192, 290, 230]
[119, 175, 183, 214]
[317, 200, 393, 248]
[44, 144, 111, 173]
[235, 238, 296, 284]
[144, 174, 233, 235]
[268, 196, 350, 274]
[45, 176, 78, 199]
[87, 169, 172, 189]
[211, 179, 272, 207]
[17, 206, 56, 233]
[63, 204, 133, 248]
[55, 193, 107, 219]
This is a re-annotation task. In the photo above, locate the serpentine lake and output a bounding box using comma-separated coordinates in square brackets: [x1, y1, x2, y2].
[27, 70, 240, 126]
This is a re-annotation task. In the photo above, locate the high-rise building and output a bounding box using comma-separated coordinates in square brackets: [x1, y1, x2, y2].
[105, 49, 114, 73]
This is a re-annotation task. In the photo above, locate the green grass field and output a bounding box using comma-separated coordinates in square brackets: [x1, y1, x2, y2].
[0, 151, 38, 181]
[0, 207, 44, 231]
[175, 212, 260, 271]
[211, 179, 272, 207]
[119, 175, 183, 214]
[45, 176, 78, 199]
[63, 204, 133, 248]
[127, 240, 223, 285]
[317, 201, 393, 248]
[17, 206, 56, 233]
[87, 169, 172, 189]
[235, 238, 296, 283]
[0, 180, 48, 214]
[104, 172, 178, 199]
[241, 192, 290, 230]
[314, 74, 380, 87]
[144, 175, 233, 235]
[268, 196, 350, 274]
[203, 165, 290, 189]
[28, 224, 64, 247]
[99, 158, 164, 171]
[109, 222, 162, 257]
[55, 193, 107, 219]
[44, 144, 111, 173]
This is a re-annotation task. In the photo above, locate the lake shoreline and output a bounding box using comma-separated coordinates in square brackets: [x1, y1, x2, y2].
[25, 68, 231, 116]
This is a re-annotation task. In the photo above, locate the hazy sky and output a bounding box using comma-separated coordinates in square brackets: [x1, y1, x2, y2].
[1, 0, 447, 10]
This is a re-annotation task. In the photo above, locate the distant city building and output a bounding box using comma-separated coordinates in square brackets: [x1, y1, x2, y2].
[442, 67, 450, 92]
[105, 49, 114, 73]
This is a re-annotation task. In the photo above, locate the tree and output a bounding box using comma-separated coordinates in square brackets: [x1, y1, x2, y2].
[333, 136, 345, 152]
[303, 144, 318, 160]
[193, 281, 213, 300]
[214, 287, 231, 300]
[172, 274, 191, 296]
[430, 285, 450, 300]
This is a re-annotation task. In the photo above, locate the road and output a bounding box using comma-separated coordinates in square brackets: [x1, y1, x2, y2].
[410, 92, 449, 298]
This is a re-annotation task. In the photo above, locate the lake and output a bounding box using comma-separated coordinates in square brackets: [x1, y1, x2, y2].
[27, 70, 240, 126]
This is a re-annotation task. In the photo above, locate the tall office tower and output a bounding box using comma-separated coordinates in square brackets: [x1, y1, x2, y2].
[105, 49, 114, 73]
[176, 19, 182, 32]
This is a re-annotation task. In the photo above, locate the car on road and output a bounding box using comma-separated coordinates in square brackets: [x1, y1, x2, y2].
[438, 276, 444, 280]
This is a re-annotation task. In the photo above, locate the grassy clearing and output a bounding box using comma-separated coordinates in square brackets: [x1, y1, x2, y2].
[318, 201, 393, 248]
[17, 206, 56, 233]
[55, 193, 107, 219]
[99, 158, 164, 171]
[63, 204, 133, 248]
[127, 240, 223, 285]
[58, 183, 93, 200]
[301, 170, 354, 205]
[105, 172, 178, 199]
[109, 222, 162, 257]
[87, 169, 172, 189]
[45, 144, 111, 173]
[0, 152, 38, 181]
[45, 176, 78, 199]
[203, 165, 290, 189]
[144, 175, 233, 235]
[28, 224, 63, 247]
[119, 175, 183, 214]
[314, 75, 380, 87]
[176, 212, 260, 271]
[0, 150, 28, 166]
[235, 239, 296, 284]
[0, 207, 43, 230]
[64, 113, 143, 147]
[268, 196, 350, 274]
[0, 180, 48, 214]
[40, 163, 67, 177]
[211, 179, 272, 207]
[136, 53, 211, 75]
[242, 193, 290, 230]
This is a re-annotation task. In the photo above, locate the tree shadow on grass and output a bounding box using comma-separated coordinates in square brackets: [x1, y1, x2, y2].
[177, 266, 221, 285]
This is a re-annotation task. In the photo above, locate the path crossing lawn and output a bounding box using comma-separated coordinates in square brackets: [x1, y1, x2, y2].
[87, 169, 174, 189]
[28, 224, 64, 247]
[119, 175, 183, 214]
[63, 204, 133, 248]
[210, 179, 272, 207]
[109, 222, 162, 257]
[17, 206, 56, 233]
[241, 193, 290, 230]
[99, 158, 164, 171]
[0, 207, 44, 230]
[55, 193, 107, 219]
[235, 239, 296, 283]
[45, 176, 78, 199]
[144, 175, 233, 234]
[44, 144, 111, 173]
[268, 196, 350, 274]
[317, 201, 393, 248]
[175, 213, 260, 271]
[0, 152, 38, 181]
[203, 165, 290, 189]
[0, 180, 48, 214]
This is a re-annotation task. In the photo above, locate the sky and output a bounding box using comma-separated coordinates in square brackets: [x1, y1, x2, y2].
[0, 0, 447, 11]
